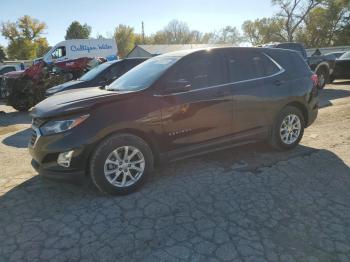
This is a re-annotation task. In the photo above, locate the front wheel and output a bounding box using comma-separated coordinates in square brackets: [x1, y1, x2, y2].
[269, 106, 305, 150]
[90, 134, 154, 195]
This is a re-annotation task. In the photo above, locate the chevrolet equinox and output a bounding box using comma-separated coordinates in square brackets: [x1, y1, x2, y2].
[29, 47, 319, 195]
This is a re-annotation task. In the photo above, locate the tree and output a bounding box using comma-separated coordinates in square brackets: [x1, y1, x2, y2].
[334, 14, 350, 45]
[151, 31, 168, 44]
[201, 32, 215, 44]
[242, 0, 349, 47]
[114, 24, 135, 58]
[295, 0, 350, 47]
[189, 30, 203, 44]
[149, 20, 218, 44]
[162, 20, 192, 44]
[1, 15, 48, 59]
[134, 33, 144, 45]
[0, 45, 7, 61]
[35, 38, 50, 57]
[212, 26, 242, 44]
[272, 0, 324, 41]
[242, 18, 286, 45]
[65, 21, 91, 40]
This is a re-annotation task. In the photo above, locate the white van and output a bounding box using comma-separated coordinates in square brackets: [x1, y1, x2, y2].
[43, 39, 118, 64]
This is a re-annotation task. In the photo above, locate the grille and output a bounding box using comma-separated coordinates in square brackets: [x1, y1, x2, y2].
[30, 128, 38, 146]
[32, 118, 45, 128]
[30, 118, 45, 147]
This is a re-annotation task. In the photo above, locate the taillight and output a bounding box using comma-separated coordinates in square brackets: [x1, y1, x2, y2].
[311, 73, 318, 88]
[311, 73, 318, 96]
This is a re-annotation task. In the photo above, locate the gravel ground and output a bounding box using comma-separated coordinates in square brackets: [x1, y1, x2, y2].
[0, 81, 349, 261]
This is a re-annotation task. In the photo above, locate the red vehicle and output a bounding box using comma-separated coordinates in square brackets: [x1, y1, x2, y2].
[1, 57, 106, 111]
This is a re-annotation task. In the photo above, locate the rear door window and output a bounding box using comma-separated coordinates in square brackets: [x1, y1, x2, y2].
[225, 50, 280, 82]
[166, 52, 227, 90]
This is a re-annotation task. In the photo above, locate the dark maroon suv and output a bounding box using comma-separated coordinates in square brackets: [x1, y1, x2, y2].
[29, 47, 319, 195]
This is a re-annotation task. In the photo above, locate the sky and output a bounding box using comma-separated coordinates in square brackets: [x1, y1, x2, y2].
[0, 0, 278, 46]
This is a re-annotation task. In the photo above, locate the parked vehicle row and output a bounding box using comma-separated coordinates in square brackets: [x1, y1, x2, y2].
[45, 58, 148, 96]
[325, 51, 346, 59]
[330, 51, 350, 82]
[43, 39, 118, 64]
[29, 47, 319, 195]
[0, 64, 22, 99]
[0, 64, 21, 76]
[1, 39, 119, 109]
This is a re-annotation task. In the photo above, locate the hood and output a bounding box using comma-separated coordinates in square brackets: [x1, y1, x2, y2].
[31, 87, 135, 119]
[45, 80, 86, 95]
[3, 70, 25, 79]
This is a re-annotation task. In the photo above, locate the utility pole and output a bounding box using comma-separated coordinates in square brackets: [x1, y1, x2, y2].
[141, 21, 145, 44]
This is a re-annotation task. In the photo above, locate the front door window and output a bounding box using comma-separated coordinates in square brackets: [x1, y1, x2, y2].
[51, 46, 66, 60]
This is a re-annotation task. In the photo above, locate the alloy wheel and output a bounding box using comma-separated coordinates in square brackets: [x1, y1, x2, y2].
[279, 114, 301, 145]
[104, 146, 145, 187]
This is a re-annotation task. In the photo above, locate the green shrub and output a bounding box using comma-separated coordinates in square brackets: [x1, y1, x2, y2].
[6, 74, 67, 111]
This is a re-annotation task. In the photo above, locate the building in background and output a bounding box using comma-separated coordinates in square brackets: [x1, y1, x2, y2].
[126, 44, 234, 58]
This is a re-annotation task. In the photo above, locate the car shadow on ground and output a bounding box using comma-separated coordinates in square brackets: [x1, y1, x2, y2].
[2, 128, 31, 148]
[319, 82, 350, 107]
[0, 111, 31, 125]
[184, 142, 317, 172]
[0, 147, 349, 261]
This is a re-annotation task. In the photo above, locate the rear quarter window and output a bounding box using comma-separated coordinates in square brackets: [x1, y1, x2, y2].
[270, 51, 311, 78]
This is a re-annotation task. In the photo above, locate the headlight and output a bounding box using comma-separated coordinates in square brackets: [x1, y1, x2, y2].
[40, 114, 89, 135]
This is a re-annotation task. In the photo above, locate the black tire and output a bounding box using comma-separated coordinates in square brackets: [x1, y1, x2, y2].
[90, 134, 154, 195]
[11, 101, 33, 112]
[7, 78, 35, 112]
[269, 106, 305, 150]
[316, 67, 329, 89]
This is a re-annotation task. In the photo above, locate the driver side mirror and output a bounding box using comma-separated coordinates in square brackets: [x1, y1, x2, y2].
[163, 79, 191, 94]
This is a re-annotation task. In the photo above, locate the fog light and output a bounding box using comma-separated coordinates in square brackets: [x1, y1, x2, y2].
[57, 150, 74, 167]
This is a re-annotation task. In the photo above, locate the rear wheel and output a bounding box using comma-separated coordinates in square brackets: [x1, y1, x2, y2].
[269, 106, 305, 150]
[90, 134, 154, 195]
[316, 67, 329, 89]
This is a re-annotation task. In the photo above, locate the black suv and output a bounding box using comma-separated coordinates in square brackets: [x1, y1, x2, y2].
[45, 58, 148, 96]
[29, 47, 318, 195]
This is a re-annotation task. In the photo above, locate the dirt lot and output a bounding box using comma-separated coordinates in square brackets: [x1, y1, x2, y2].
[0, 82, 349, 261]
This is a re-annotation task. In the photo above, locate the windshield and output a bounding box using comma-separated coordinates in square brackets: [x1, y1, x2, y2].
[339, 51, 350, 60]
[79, 62, 114, 81]
[107, 56, 180, 91]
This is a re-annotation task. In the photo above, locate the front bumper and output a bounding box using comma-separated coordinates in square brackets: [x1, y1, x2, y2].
[31, 159, 85, 181]
[28, 126, 93, 181]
